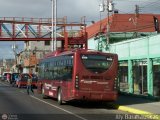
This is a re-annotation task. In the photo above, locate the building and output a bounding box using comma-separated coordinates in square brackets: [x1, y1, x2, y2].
[87, 14, 160, 50]
[86, 14, 160, 98]
[16, 41, 52, 74]
[0, 59, 14, 75]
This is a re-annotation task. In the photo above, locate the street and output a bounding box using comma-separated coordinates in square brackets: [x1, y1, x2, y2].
[0, 80, 128, 120]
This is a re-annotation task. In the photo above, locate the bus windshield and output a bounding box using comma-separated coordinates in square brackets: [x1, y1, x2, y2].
[81, 54, 113, 73]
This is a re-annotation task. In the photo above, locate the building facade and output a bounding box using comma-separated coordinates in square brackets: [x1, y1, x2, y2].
[87, 14, 160, 98]
[16, 41, 53, 74]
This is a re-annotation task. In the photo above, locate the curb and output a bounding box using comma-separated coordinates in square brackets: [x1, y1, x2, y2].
[119, 92, 160, 101]
[118, 106, 153, 114]
[111, 103, 160, 120]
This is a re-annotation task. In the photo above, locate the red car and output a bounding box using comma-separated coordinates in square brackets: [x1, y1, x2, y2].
[16, 73, 38, 88]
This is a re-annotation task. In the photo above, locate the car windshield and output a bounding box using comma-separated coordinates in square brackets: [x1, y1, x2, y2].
[12, 73, 19, 80]
[21, 74, 37, 81]
[31, 74, 38, 81]
[4, 73, 11, 76]
[21, 74, 29, 81]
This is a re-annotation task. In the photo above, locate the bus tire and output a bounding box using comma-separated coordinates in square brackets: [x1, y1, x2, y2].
[57, 88, 63, 105]
[42, 86, 48, 99]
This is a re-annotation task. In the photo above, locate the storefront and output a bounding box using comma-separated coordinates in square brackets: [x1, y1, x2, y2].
[109, 34, 160, 98]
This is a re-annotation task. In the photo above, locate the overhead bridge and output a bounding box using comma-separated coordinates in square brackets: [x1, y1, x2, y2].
[0, 17, 88, 49]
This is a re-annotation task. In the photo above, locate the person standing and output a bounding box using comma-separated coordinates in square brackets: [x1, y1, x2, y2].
[6, 73, 11, 83]
[27, 73, 34, 95]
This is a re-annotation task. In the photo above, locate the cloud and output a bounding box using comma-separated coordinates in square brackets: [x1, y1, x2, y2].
[57, 0, 100, 21]
[0, 0, 160, 59]
[0, 0, 51, 18]
[0, 0, 100, 20]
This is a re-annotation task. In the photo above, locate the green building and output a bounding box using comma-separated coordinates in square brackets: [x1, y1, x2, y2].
[87, 14, 160, 98]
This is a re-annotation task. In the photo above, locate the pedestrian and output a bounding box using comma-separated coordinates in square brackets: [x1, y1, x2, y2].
[27, 73, 34, 95]
[13, 74, 19, 87]
[6, 73, 11, 83]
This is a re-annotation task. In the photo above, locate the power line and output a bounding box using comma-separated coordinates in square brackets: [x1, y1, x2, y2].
[140, 0, 160, 8]
[112, 0, 160, 14]
[139, 0, 160, 13]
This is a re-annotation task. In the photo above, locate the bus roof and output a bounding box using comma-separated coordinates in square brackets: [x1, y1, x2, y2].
[43, 49, 117, 59]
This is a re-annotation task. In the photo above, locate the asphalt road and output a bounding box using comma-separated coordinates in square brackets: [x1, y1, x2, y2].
[0, 80, 128, 120]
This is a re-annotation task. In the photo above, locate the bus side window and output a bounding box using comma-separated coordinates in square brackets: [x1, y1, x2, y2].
[63, 66, 72, 80]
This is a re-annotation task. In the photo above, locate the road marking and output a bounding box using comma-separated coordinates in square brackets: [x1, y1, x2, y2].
[30, 95, 88, 120]
[20, 91, 25, 94]
[0, 81, 10, 86]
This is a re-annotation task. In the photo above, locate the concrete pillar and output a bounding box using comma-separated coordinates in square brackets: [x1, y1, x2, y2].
[128, 60, 133, 93]
[147, 58, 153, 96]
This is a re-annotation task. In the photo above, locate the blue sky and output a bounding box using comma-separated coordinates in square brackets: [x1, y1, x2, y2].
[0, 0, 159, 59]
[0, 42, 24, 59]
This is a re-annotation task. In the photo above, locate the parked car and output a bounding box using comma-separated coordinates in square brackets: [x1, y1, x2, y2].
[16, 73, 38, 88]
[2, 72, 12, 82]
[11, 73, 20, 86]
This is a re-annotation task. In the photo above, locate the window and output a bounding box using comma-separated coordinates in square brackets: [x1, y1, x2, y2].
[81, 54, 113, 73]
[119, 61, 128, 92]
[40, 54, 74, 81]
[45, 41, 50, 46]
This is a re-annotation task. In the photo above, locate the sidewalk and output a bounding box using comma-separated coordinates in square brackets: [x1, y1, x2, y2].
[113, 94, 160, 115]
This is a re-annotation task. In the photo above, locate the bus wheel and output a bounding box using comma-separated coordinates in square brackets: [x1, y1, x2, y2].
[57, 88, 63, 105]
[42, 86, 48, 99]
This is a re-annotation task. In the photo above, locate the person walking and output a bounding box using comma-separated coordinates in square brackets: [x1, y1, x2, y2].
[6, 73, 11, 83]
[27, 73, 34, 95]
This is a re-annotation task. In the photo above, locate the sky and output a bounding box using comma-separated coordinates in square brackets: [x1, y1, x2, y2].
[0, 0, 160, 59]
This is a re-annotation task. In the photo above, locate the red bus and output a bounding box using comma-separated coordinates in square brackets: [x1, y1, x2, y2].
[37, 49, 118, 104]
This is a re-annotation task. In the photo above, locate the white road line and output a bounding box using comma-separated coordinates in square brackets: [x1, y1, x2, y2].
[20, 91, 25, 94]
[30, 95, 88, 120]
[0, 81, 10, 86]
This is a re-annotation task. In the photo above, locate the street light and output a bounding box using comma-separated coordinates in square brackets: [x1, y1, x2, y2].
[99, 0, 113, 45]
[96, 0, 113, 51]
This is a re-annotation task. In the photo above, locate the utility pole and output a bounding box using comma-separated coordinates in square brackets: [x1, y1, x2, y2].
[105, 0, 113, 45]
[135, 4, 139, 37]
[97, 0, 113, 51]
[51, 0, 54, 51]
[135, 5, 139, 18]
[106, 0, 110, 44]
[54, 0, 57, 51]
[51, 0, 57, 52]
